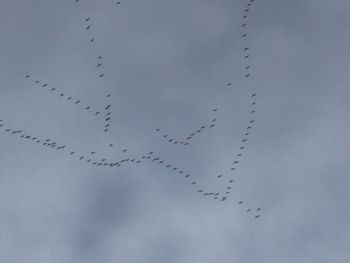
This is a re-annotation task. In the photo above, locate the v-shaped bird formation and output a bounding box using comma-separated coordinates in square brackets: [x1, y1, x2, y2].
[2, 0, 262, 219]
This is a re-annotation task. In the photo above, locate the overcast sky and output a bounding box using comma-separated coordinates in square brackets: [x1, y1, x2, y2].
[0, 0, 350, 262]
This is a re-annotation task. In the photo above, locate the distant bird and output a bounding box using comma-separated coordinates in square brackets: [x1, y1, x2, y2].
[99, 74, 104, 78]
[86, 25, 91, 30]
[228, 179, 234, 183]
[242, 139, 247, 142]
[245, 66, 250, 70]
[212, 108, 218, 112]
[221, 196, 227, 201]
[35, 80, 39, 83]
[245, 74, 250, 78]
[244, 55, 249, 59]
[251, 93, 257, 97]
[85, 17, 90, 22]
[244, 47, 249, 51]
[185, 174, 190, 178]
[90, 38, 95, 43]
[75, 100, 80, 104]
[42, 83, 48, 87]
[191, 182, 197, 185]
[255, 215, 260, 219]
[109, 144, 113, 147]
[105, 105, 111, 110]
[95, 112, 100, 115]
[25, 75, 30, 78]
[122, 149, 127, 153]
[246, 209, 251, 212]
[67, 97, 72, 100]
[98, 56, 102, 59]
[156, 128, 160, 132]
[241, 23, 246, 27]
[227, 82, 232, 86]
[256, 208, 261, 211]
[217, 174, 223, 178]
[86, 106, 91, 110]
[242, 34, 247, 37]
[238, 201, 243, 204]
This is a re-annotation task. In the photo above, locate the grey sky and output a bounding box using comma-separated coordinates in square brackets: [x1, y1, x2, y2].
[0, 0, 349, 262]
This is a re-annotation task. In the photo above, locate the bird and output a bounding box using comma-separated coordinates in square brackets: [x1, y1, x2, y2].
[244, 47, 249, 51]
[90, 38, 95, 43]
[122, 149, 127, 153]
[25, 75, 30, 78]
[227, 82, 232, 86]
[245, 74, 250, 78]
[245, 66, 250, 70]
[191, 182, 197, 185]
[98, 56, 102, 59]
[86, 25, 91, 30]
[246, 209, 251, 212]
[109, 144, 113, 147]
[85, 17, 90, 22]
[255, 215, 260, 219]
[105, 105, 111, 110]
[99, 74, 104, 78]
[217, 174, 223, 178]
[238, 201, 243, 204]
[221, 196, 227, 201]
[212, 108, 218, 112]
[75, 100, 80, 104]
[242, 34, 247, 37]
[256, 208, 261, 211]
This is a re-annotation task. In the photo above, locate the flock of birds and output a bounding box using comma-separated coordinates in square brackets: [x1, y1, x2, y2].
[1, 0, 262, 219]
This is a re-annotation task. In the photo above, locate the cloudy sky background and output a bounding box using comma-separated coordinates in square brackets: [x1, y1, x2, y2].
[0, 0, 350, 262]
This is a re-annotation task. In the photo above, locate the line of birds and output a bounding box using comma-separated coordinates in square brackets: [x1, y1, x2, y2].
[154, 108, 218, 146]
[211, 0, 261, 218]
[24, 75, 111, 122]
